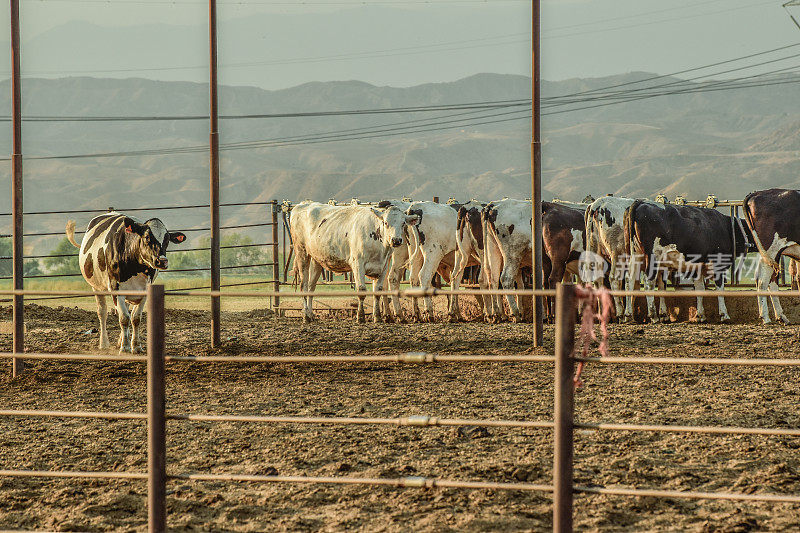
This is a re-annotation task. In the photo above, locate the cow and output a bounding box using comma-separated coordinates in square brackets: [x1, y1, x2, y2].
[374, 199, 413, 322]
[585, 196, 660, 322]
[451, 201, 490, 321]
[65, 213, 186, 353]
[289, 201, 418, 323]
[743, 188, 800, 324]
[482, 199, 588, 322]
[404, 200, 483, 322]
[624, 200, 754, 323]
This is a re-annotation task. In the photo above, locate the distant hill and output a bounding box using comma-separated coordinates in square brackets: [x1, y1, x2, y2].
[0, 71, 799, 254]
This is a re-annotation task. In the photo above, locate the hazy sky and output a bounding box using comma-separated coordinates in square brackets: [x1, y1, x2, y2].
[0, 0, 798, 88]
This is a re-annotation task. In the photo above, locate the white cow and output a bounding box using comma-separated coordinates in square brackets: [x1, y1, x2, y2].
[405, 200, 483, 322]
[290, 201, 418, 323]
[482, 199, 535, 322]
[374, 199, 413, 322]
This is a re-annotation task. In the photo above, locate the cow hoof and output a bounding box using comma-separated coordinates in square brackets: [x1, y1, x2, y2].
[720, 316, 732, 324]
[99, 341, 110, 350]
[303, 315, 314, 324]
[780, 315, 792, 326]
[762, 318, 773, 325]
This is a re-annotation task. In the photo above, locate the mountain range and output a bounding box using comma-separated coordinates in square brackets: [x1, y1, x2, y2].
[0, 71, 799, 253]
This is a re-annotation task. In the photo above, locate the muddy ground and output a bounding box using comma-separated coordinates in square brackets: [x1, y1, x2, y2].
[2, 296, 800, 532]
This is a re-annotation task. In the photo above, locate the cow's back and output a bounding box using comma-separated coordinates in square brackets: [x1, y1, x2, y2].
[290, 202, 385, 274]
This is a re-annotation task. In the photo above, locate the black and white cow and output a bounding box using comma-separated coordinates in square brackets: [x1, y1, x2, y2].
[405, 200, 483, 322]
[585, 196, 662, 322]
[66, 213, 186, 353]
[743, 188, 800, 324]
[624, 200, 753, 323]
[289, 201, 418, 323]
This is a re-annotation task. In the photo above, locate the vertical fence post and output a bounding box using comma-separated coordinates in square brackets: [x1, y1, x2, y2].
[531, 0, 544, 347]
[147, 283, 167, 533]
[208, 0, 221, 348]
[10, 0, 24, 377]
[432, 196, 439, 203]
[553, 282, 576, 533]
[271, 200, 280, 314]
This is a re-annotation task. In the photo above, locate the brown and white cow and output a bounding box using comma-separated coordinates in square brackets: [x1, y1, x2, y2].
[451, 201, 490, 321]
[290, 201, 418, 323]
[743, 188, 800, 324]
[624, 200, 753, 323]
[66, 213, 186, 353]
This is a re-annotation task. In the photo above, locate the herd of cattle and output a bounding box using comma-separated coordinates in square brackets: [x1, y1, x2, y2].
[64, 188, 800, 353]
[288, 188, 800, 327]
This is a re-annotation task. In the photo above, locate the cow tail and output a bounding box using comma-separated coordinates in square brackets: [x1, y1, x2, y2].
[584, 207, 596, 256]
[65, 220, 81, 248]
[742, 192, 782, 275]
[404, 224, 421, 269]
[623, 200, 643, 260]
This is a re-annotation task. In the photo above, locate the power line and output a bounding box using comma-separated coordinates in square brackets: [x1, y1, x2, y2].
[0, 98, 529, 122]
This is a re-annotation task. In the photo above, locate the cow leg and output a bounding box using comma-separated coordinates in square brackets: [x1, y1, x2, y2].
[409, 251, 423, 322]
[306, 261, 323, 321]
[500, 261, 523, 322]
[418, 251, 444, 323]
[609, 254, 625, 321]
[657, 274, 669, 322]
[294, 250, 313, 322]
[448, 249, 467, 322]
[388, 265, 404, 322]
[692, 278, 707, 323]
[130, 299, 146, 353]
[715, 277, 731, 323]
[484, 241, 504, 323]
[352, 263, 368, 324]
[623, 255, 641, 323]
[115, 296, 132, 353]
[94, 292, 110, 349]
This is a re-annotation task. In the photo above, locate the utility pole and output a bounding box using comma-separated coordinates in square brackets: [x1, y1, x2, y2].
[209, 0, 221, 348]
[531, 0, 544, 347]
[10, 0, 24, 376]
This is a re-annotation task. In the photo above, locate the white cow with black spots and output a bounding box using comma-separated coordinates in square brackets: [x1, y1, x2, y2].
[66, 213, 186, 353]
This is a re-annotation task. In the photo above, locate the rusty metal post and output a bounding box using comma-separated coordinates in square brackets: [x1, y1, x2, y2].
[282, 211, 288, 284]
[147, 283, 167, 533]
[271, 201, 280, 314]
[531, 0, 544, 347]
[553, 282, 576, 533]
[209, 0, 221, 347]
[10, 0, 23, 376]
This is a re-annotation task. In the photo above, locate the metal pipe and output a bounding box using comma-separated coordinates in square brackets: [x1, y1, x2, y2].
[272, 201, 280, 312]
[10, 0, 23, 377]
[553, 283, 576, 533]
[147, 284, 167, 533]
[209, 0, 221, 348]
[531, 0, 544, 347]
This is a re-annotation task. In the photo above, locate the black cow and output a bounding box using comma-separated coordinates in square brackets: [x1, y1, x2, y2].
[624, 200, 753, 323]
[743, 188, 800, 324]
[66, 213, 186, 352]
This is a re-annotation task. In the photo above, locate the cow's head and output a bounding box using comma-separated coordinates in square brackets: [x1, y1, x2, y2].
[124, 217, 186, 270]
[371, 206, 418, 248]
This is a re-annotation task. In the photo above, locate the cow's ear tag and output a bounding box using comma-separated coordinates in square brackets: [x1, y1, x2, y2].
[175, 234, 185, 242]
[125, 225, 133, 233]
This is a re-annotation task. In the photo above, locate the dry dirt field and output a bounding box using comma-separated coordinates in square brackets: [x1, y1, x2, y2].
[2, 295, 800, 532]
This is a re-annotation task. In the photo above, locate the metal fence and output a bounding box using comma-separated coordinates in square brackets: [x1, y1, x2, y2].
[3, 284, 800, 532]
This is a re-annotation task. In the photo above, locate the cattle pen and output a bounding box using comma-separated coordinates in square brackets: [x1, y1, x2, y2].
[3, 283, 800, 531]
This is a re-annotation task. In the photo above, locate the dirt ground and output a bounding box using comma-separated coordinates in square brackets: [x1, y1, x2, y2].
[2, 294, 800, 532]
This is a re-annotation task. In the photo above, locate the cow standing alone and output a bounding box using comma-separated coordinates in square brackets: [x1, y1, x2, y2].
[66, 213, 186, 353]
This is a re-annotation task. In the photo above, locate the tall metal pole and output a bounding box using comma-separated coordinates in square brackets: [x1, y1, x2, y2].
[10, 0, 24, 376]
[553, 282, 576, 533]
[146, 283, 167, 533]
[531, 0, 544, 346]
[209, 0, 221, 347]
